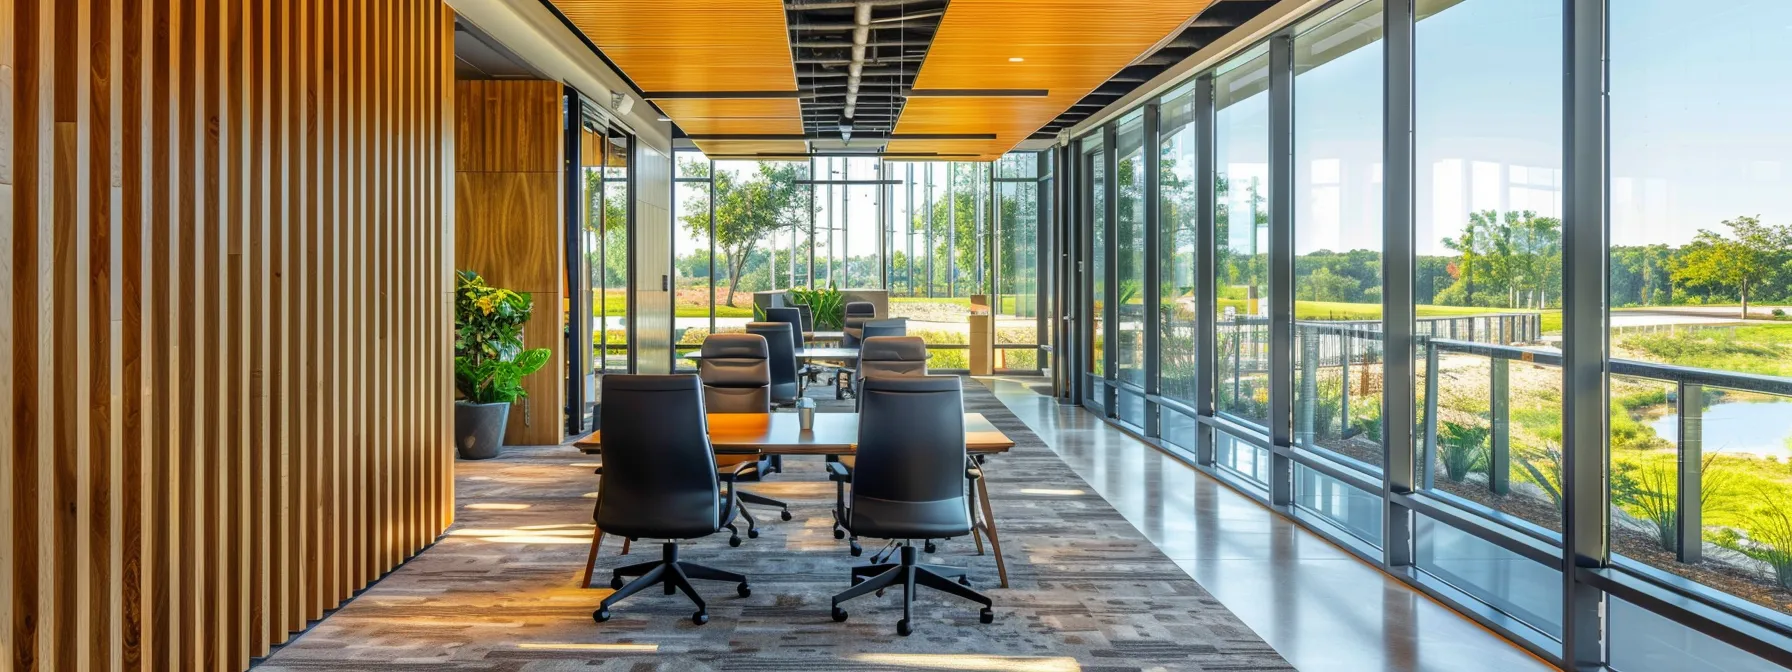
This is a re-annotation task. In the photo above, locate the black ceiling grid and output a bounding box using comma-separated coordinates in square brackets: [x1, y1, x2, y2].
[786, 0, 950, 149]
[1027, 0, 1277, 141]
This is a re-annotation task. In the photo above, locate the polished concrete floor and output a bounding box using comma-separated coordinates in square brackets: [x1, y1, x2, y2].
[981, 377, 1555, 672]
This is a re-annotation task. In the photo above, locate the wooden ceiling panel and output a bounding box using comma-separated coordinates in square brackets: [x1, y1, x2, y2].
[691, 140, 812, 158]
[650, 97, 802, 120]
[548, 0, 797, 92]
[893, 0, 1212, 158]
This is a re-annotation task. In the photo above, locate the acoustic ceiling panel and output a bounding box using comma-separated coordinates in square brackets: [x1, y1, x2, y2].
[892, 0, 1212, 159]
[548, 0, 806, 151]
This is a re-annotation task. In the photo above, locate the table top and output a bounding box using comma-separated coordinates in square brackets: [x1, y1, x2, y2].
[805, 330, 845, 341]
[574, 412, 1014, 455]
[683, 346, 859, 361]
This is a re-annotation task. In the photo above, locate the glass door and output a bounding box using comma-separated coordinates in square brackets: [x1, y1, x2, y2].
[563, 92, 633, 436]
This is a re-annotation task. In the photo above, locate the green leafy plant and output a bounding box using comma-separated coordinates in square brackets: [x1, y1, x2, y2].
[786, 285, 846, 329]
[1613, 454, 1737, 552]
[1516, 443, 1564, 507]
[454, 270, 552, 404]
[1436, 421, 1489, 483]
[1711, 485, 1792, 589]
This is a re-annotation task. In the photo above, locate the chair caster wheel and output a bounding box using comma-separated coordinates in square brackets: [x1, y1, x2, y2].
[729, 535, 742, 547]
[593, 607, 611, 623]
[610, 575, 625, 589]
[833, 528, 846, 540]
[849, 542, 862, 557]
[851, 575, 864, 586]
[957, 576, 971, 587]
[780, 510, 793, 521]
[979, 608, 994, 624]
[831, 606, 848, 622]
[875, 588, 886, 598]
[737, 582, 752, 598]
[924, 541, 937, 554]
[897, 619, 913, 636]
[748, 528, 759, 539]
[692, 610, 709, 625]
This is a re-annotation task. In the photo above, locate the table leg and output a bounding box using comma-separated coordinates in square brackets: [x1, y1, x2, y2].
[968, 478, 986, 555]
[974, 472, 1008, 588]
[582, 528, 604, 588]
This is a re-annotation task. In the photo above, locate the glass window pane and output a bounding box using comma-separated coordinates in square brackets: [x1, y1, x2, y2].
[674, 171, 711, 370]
[1089, 142, 1107, 379]
[1215, 48, 1272, 429]
[1610, 598, 1786, 672]
[1611, 0, 1792, 618]
[1294, 0, 1385, 470]
[1295, 464, 1384, 548]
[1160, 86, 1201, 406]
[1116, 113, 1148, 390]
[1414, 514, 1564, 639]
[1415, 0, 1563, 529]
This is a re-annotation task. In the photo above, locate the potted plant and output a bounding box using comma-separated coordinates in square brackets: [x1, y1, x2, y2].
[453, 270, 552, 460]
[786, 285, 846, 329]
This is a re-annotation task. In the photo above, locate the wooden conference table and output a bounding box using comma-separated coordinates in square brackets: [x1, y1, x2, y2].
[575, 411, 1014, 586]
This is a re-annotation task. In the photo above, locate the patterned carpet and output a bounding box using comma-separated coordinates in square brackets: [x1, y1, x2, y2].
[260, 378, 1292, 671]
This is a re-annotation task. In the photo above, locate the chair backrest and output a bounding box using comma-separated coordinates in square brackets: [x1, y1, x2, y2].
[745, 321, 798, 402]
[595, 375, 721, 537]
[764, 306, 805, 350]
[857, 336, 928, 381]
[852, 376, 969, 533]
[841, 302, 878, 347]
[794, 304, 815, 333]
[861, 318, 907, 339]
[698, 334, 770, 413]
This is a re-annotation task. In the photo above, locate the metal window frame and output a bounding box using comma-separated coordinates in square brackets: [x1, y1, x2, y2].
[1047, 0, 1792, 666]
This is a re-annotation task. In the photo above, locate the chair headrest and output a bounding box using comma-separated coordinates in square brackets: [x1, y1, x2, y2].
[745, 321, 791, 334]
[700, 333, 768, 359]
[861, 336, 927, 361]
[860, 375, 958, 395]
[765, 307, 800, 323]
[844, 301, 876, 316]
[602, 373, 702, 394]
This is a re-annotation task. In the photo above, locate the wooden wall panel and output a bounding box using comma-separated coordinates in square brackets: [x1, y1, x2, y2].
[1, 1, 457, 670]
[452, 79, 564, 446]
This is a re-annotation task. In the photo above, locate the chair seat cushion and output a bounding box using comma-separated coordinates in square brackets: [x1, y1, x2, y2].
[596, 493, 733, 540]
[844, 495, 971, 540]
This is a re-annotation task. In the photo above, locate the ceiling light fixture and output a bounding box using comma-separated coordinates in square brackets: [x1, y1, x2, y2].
[656, 116, 671, 122]
[1008, 57, 1024, 62]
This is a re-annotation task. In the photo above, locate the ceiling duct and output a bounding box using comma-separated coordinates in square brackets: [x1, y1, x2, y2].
[787, 0, 947, 145]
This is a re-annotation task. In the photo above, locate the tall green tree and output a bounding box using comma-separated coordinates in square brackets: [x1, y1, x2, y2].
[678, 163, 812, 307]
[1672, 215, 1790, 318]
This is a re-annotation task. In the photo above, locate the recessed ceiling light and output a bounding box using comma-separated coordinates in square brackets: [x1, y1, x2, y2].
[1008, 57, 1025, 63]
[657, 116, 671, 122]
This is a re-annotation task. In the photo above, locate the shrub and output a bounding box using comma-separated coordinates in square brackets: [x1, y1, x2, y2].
[1436, 421, 1489, 483]
[1515, 443, 1564, 507]
[1711, 485, 1792, 590]
[1613, 454, 1737, 553]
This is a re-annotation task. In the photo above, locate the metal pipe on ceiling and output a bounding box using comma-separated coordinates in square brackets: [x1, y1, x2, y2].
[843, 0, 872, 126]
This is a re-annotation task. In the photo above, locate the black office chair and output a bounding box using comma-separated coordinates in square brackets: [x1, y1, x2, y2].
[841, 301, 878, 347]
[698, 334, 792, 532]
[591, 374, 751, 626]
[746, 321, 799, 405]
[836, 319, 909, 400]
[830, 336, 931, 541]
[765, 306, 816, 388]
[828, 376, 993, 635]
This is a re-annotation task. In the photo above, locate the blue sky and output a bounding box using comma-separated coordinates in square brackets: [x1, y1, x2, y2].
[682, 0, 1792, 266]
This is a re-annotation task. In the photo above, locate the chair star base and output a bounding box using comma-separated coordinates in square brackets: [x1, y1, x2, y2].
[829, 544, 993, 636]
[594, 542, 749, 626]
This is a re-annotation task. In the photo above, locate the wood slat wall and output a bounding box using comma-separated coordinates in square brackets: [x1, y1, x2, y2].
[452, 79, 564, 446]
[0, 1, 458, 671]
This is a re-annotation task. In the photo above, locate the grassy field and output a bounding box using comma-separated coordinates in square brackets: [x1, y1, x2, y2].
[598, 292, 753, 318]
[1617, 323, 1792, 377]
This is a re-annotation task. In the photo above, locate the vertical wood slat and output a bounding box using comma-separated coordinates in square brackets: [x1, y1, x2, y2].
[3, 1, 456, 669]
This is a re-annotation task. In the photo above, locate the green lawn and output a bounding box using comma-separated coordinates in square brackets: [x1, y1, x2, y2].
[890, 295, 1029, 314]
[1207, 298, 1565, 334]
[598, 293, 753, 318]
[1616, 322, 1792, 377]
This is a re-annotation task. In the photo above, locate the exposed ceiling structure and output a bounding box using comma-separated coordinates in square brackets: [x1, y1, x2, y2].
[544, 0, 1258, 160]
[1028, 0, 1279, 140]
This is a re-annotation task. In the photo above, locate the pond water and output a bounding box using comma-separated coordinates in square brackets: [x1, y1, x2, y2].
[1650, 400, 1792, 460]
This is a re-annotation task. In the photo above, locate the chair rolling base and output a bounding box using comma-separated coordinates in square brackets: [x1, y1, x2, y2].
[829, 544, 993, 636]
[593, 542, 749, 626]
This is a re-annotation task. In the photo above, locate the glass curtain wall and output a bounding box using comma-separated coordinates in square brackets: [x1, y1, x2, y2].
[596, 128, 631, 373]
[672, 154, 1047, 373]
[1062, 0, 1792, 667]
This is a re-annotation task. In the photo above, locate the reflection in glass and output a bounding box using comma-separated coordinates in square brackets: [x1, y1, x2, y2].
[1116, 112, 1148, 392]
[1089, 141, 1107, 379]
[1293, 0, 1385, 470]
[1214, 47, 1272, 428]
[1160, 83, 1202, 408]
[1415, 0, 1563, 529]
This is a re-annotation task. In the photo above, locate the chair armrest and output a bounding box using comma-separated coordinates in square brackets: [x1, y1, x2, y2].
[826, 461, 851, 481]
[722, 460, 759, 481]
[964, 456, 982, 481]
[592, 464, 604, 476]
